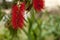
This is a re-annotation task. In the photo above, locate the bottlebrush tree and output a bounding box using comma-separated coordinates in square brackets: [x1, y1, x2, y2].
[0, 0, 60, 40]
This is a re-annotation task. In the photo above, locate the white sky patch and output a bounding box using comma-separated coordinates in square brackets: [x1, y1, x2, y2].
[44, 0, 60, 11]
[45, 0, 60, 8]
[5, 0, 13, 2]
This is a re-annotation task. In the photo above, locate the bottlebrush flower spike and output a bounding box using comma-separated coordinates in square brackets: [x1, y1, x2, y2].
[33, 0, 44, 12]
[12, 2, 25, 30]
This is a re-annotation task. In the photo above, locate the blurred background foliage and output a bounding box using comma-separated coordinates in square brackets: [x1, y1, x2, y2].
[0, 0, 60, 40]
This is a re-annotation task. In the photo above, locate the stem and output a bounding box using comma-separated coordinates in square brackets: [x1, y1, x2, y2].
[39, 27, 42, 40]
[22, 28, 28, 36]
[37, 23, 42, 40]
[22, 28, 32, 40]
[28, 32, 32, 40]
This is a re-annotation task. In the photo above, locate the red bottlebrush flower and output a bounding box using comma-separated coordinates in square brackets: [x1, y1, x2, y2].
[12, 2, 25, 30]
[33, 0, 44, 12]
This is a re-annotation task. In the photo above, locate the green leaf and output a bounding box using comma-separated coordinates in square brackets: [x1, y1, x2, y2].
[0, 8, 5, 21]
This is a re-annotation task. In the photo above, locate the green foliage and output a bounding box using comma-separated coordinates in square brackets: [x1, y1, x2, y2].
[0, 8, 5, 21]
